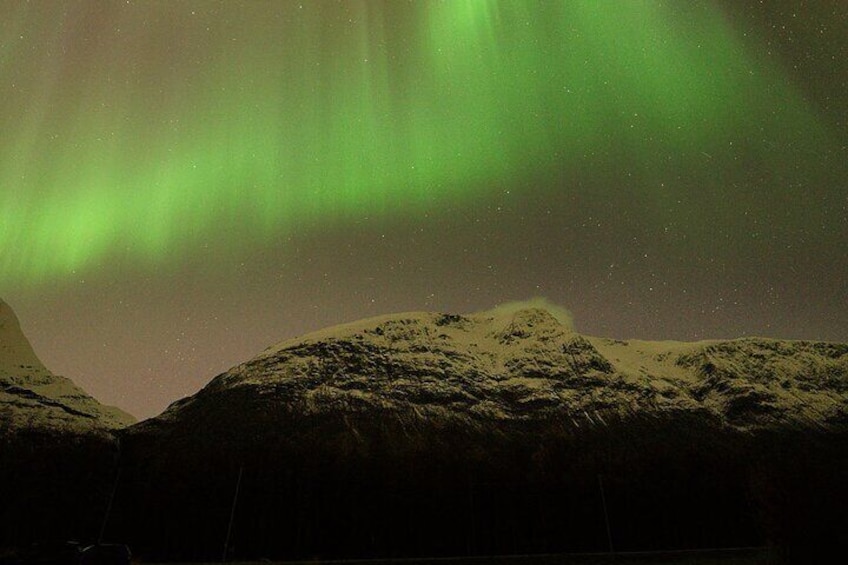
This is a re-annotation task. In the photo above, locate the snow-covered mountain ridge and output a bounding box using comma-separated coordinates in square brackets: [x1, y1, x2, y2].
[116, 305, 847, 560]
[150, 306, 847, 433]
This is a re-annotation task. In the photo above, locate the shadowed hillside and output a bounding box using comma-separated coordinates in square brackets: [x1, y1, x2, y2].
[108, 308, 847, 563]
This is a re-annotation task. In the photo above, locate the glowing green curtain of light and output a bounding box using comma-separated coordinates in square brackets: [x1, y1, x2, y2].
[0, 0, 826, 285]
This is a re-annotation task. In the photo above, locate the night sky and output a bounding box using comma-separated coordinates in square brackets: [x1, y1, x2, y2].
[2, 0, 846, 420]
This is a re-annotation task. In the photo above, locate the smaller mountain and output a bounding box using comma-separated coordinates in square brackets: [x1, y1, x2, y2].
[0, 298, 134, 434]
[0, 298, 133, 552]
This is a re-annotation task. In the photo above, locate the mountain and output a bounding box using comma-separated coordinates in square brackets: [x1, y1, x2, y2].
[0, 298, 134, 434]
[117, 306, 848, 562]
[0, 298, 134, 551]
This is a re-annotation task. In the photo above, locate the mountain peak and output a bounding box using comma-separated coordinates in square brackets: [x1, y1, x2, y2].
[0, 298, 47, 377]
[479, 298, 574, 328]
[0, 298, 135, 433]
[485, 306, 572, 344]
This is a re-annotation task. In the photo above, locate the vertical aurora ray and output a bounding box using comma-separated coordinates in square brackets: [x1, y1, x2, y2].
[0, 0, 831, 287]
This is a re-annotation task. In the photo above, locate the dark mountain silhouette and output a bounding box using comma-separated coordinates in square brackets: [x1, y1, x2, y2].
[107, 306, 847, 563]
[0, 298, 134, 550]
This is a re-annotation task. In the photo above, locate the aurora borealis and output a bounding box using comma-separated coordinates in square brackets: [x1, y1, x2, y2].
[2, 1, 846, 419]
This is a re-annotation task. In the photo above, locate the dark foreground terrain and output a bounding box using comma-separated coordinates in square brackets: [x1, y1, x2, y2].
[148, 547, 777, 565]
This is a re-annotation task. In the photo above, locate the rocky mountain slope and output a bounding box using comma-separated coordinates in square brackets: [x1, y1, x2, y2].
[145, 307, 846, 432]
[117, 306, 848, 562]
[0, 298, 134, 434]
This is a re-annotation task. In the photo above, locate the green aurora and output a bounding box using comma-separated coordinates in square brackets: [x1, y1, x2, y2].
[0, 0, 836, 287]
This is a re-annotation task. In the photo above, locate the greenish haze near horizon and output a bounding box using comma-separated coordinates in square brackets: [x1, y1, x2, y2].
[0, 1, 830, 287]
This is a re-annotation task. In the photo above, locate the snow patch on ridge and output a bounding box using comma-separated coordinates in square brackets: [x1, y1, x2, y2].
[478, 297, 575, 331]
